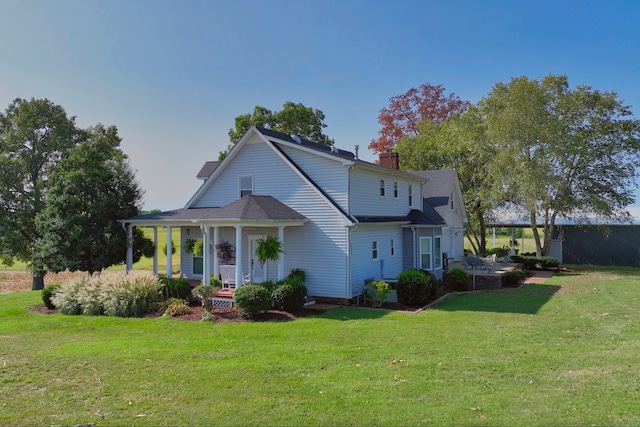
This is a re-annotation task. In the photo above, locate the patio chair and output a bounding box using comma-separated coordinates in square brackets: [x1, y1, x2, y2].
[220, 265, 237, 290]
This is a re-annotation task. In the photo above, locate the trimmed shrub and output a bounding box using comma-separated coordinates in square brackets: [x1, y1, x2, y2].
[288, 268, 306, 282]
[446, 268, 470, 292]
[191, 284, 221, 312]
[511, 255, 559, 270]
[366, 280, 391, 308]
[257, 280, 279, 295]
[273, 279, 308, 312]
[503, 269, 525, 287]
[397, 269, 437, 307]
[41, 284, 61, 310]
[159, 277, 192, 300]
[485, 247, 509, 257]
[163, 298, 191, 317]
[233, 284, 272, 319]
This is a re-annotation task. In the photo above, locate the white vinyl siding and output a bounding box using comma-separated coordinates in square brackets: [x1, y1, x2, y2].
[350, 225, 403, 296]
[350, 168, 423, 216]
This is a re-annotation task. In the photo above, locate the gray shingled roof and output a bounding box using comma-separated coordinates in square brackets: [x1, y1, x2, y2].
[410, 170, 458, 219]
[200, 195, 307, 221]
[355, 204, 445, 226]
[256, 126, 356, 160]
[125, 208, 220, 222]
[196, 161, 220, 179]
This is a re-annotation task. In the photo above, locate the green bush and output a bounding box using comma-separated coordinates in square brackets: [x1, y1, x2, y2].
[511, 255, 559, 270]
[163, 298, 191, 317]
[272, 279, 308, 312]
[41, 284, 61, 310]
[446, 268, 470, 292]
[288, 268, 306, 282]
[485, 247, 509, 257]
[159, 277, 192, 300]
[397, 269, 437, 307]
[366, 280, 391, 307]
[233, 284, 272, 319]
[503, 269, 525, 287]
[257, 280, 279, 295]
[191, 284, 221, 312]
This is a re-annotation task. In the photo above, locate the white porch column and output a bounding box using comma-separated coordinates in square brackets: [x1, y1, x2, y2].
[278, 226, 285, 280]
[166, 226, 173, 278]
[213, 226, 220, 280]
[126, 224, 133, 272]
[201, 223, 210, 286]
[153, 226, 158, 275]
[235, 225, 243, 287]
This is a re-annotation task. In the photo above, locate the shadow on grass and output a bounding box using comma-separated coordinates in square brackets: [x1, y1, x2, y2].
[315, 306, 391, 321]
[430, 284, 562, 315]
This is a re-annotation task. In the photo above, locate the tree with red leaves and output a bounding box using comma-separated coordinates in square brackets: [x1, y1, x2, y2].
[369, 83, 470, 154]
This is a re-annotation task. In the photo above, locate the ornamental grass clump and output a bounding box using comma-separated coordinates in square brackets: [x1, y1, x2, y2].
[52, 272, 160, 317]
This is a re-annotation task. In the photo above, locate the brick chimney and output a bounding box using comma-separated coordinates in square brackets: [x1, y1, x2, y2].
[378, 151, 400, 169]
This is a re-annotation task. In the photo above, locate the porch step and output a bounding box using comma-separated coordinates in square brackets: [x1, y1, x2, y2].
[304, 298, 316, 307]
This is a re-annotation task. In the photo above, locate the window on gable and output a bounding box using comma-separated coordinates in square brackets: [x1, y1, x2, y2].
[372, 241, 378, 260]
[380, 179, 385, 197]
[393, 181, 398, 198]
[390, 239, 395, 256]
[408, 184, 413, 207]
[239, 176, 253, 198]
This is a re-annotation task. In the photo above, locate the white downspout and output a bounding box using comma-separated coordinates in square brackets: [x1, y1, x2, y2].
[166, 226, 173, 278]
[235, 225, 243, 287]
[201, 223, 210, 286]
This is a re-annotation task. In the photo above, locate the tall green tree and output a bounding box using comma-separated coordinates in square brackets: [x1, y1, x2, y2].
[0, 98, 83, 289]
[221, 102, 334, 159]
[480, 74, 640, 255]
[397, 106, 498, 254]
[34, 125, 152, 275]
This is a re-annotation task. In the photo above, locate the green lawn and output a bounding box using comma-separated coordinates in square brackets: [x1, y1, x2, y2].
[1, 266, 639, 425]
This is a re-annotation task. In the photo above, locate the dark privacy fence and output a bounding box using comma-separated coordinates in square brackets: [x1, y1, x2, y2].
[558, 225, 640, 266]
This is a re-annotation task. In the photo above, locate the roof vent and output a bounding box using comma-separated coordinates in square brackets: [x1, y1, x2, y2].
[291, 135, 302, 144]
[354, 144, 359, 160]
[331, 145, 338, 153]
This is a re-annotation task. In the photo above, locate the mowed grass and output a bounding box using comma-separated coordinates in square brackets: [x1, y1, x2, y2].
[1, 266, 639, 426]
[0, 227, 181, 273]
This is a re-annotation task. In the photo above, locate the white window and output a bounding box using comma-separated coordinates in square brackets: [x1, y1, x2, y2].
[434, 236, 442, 269]
[390, 239, 395, 256]
[393, 181, 398, 198]
[420, 237, 432, 270]
[380, 179, 385, 197]
[239, 176, 253, 198]
[408, 184, 413, 207]
[372, 241, 378, 260]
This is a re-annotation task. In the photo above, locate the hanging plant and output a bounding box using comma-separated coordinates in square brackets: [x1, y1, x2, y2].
[255, 236, 284, 265]
[215, 239, 235, 264]
[184, 238, 198, 254]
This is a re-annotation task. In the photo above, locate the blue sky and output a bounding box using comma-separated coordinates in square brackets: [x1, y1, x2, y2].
[1, 0, 639, 210]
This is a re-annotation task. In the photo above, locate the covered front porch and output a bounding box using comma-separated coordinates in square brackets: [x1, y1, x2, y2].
[121, 195, 308, 288]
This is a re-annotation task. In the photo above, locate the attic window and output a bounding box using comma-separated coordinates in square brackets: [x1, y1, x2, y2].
[240, 176, 253, 198]
[408, 185, 413, 207]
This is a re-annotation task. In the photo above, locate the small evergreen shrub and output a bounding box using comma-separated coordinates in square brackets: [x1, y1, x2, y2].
[366, 280, 391, 307]
[191, 284, 221, 313]
[396, 269, 437, 307]
[233, 284, 272, 319]
[288, 268, 306, 282]
[446, 268, 470, 292]
[503, 269, 525, 287]
[163, 298, 191, 317]
[159, 277, 192, 300]
[257, 280, 278, 295]
[272, 279, 308, 312]
[41, 284, 61, 310]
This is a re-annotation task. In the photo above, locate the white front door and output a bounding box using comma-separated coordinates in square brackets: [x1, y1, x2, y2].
[248, 235, 266, 283]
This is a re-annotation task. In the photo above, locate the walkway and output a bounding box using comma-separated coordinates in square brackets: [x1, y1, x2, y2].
[523, 270, 554, 284]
